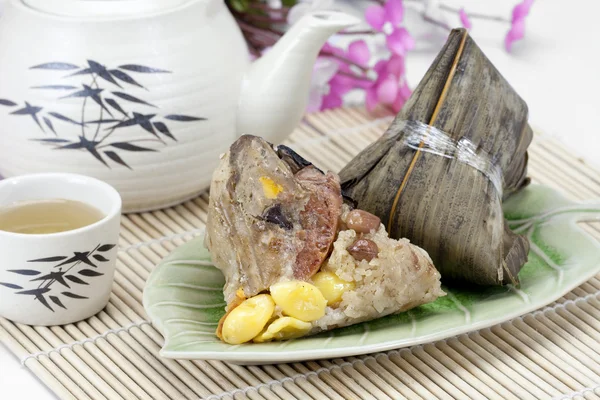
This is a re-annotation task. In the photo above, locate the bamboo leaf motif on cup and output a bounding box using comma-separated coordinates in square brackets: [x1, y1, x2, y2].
[0, 244, 114, 312]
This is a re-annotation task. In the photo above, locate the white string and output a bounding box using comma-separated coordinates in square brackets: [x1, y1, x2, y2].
[20, 321, 151, 365]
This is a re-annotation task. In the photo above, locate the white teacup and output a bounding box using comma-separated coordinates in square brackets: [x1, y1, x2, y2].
[0, 173, 121, 325]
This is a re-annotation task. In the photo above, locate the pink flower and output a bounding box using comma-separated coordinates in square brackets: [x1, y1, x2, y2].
[511, 0, 534, 22]
[307, 57, 339, 113]
[365, 0, 414, 57]
[317, 40, 372, 111]
[385, 27, 414, 57]
[365, 0, 403, 30]
[365, 55, 411, 113]
[505, 0, 534, 52]
[459, 8, 472, 30]
[347, 40, 370, 67]
[321, 76, 347, 110]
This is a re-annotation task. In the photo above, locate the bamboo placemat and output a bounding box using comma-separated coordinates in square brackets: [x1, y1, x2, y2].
[2, 107, 600, 400]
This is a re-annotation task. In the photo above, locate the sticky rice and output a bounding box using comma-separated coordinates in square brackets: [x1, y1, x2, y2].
[312, 209, 445, 333]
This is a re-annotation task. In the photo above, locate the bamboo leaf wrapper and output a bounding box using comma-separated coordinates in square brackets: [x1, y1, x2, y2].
[339, 29, 532, 286]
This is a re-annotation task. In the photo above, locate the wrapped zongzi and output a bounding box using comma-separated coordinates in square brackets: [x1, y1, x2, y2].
[339, 29, 532, 286]
[205, 135, 445, 344]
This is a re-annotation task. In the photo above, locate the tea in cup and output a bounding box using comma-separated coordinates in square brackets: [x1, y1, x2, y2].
[0, 173, 121, 326]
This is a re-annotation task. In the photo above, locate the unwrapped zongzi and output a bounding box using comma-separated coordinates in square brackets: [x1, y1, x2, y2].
[205, 135, 445, 344]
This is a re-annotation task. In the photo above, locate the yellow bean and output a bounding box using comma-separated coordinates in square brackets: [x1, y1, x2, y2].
[259, 176, 283, 199]
[311, 271, 355, 306]
[253, 317, 312, 342]
[270, 281, 327, 322]
[221, 294, 275, 344]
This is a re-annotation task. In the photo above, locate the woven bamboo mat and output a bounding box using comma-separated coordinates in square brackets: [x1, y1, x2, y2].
[2, 107, 600, 400]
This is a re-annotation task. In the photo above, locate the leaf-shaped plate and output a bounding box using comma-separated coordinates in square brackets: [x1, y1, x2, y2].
[143, 185, 600, 364]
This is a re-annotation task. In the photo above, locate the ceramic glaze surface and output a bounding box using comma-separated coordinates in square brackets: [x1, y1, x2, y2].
[0, 1, 358, 211]
[143, 184, 600, 364]
[0, 173, 121, 326]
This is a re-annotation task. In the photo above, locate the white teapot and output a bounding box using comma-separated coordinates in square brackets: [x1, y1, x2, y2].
[0, 0, 358, 211]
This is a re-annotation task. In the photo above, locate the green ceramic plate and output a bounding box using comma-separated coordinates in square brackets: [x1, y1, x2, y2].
[143, 185, 600, 364]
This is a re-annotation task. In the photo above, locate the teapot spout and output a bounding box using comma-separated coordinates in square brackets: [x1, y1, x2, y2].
[237, 11, 360, 144]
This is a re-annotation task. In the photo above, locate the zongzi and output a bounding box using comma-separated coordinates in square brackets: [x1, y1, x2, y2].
[205, 135, 445, 344]
[339, 28, 532, 287]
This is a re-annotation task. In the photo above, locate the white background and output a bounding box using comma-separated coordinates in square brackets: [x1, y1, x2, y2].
[1, 0, 599, 399]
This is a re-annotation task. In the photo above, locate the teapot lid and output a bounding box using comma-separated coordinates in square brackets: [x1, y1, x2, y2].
[20, 0, 195, 19]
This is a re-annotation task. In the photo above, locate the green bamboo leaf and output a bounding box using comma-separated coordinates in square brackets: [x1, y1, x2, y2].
[143, 185, 600, 363]
[143, 237, 224, 350]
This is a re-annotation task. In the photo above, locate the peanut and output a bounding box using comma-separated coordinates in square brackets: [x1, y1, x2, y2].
[346, 210, 381, 234]
[346, 238, 379, 262]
